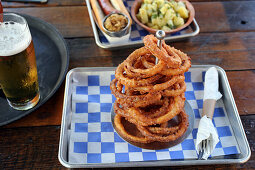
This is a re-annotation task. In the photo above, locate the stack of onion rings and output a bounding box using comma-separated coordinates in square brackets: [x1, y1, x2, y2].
[110, 34, 191, 144]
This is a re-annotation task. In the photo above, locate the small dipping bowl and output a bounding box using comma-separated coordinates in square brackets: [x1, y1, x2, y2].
[102, 12, 130, 37]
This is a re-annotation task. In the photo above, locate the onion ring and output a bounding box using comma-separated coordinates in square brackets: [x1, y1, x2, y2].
[116, 97, 169, 121]
[163, 81, 186, 97]
[143, 35, 182, 68]
[132, 75, 185, 93]
[110, 79, 162, 107]
[137, 110, 189, 142]
[127, 94, 185, 126]
[114, 114, 153, 143]
[115, 63, 162, 87]
[124, 47, 166, 78]
[141, 55, 155, 69]
[147, 125, 180, 135]
[161, 47, 191, 76]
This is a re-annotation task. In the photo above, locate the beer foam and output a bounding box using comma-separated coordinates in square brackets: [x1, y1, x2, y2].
[0, 22, 32, 56]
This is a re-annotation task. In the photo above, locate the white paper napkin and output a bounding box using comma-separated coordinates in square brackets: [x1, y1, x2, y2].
[203, 67, 222, 101]
[196, 115, 220, 159]
[195, 67, 222, 159]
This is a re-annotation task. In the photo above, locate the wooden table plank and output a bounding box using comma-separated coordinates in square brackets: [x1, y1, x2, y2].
[2, 0, 85, 8]
[227, 71, 255, 116]
[3, 1, 255, 38]
[67, 31, 255, 71]
[194, 1, 255, 32]
[0, 126, 62, 169]
[4, 6, 91, 38]
[2, 0, 255, 8]
[1, 115, 254, 169]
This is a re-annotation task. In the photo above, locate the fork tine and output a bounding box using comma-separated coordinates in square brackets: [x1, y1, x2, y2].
[198, 140, 205, 160]
[204, 140, 207, 150]
[198, 149, 204, 160]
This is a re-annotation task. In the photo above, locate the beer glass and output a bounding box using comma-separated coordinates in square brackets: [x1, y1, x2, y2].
[0, 13, 40, 110]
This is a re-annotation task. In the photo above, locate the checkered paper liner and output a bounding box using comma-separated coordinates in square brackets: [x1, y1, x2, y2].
[98, 0, 191, 44]
[68, 68, 240, 164]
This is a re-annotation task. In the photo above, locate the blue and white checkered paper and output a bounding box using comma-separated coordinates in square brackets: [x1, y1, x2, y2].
[99, 0, 190, 44]
[68, 68, 240, 164]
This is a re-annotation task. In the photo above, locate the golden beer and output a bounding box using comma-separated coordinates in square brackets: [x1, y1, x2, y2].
[0, 13, 40, 110]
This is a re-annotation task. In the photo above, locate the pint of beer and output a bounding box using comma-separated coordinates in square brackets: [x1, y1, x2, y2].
[0, 13, 40, 110]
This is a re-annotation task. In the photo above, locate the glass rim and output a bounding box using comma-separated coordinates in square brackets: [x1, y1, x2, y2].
[0, 13, 31, 56]
[0, 13, 29, 39]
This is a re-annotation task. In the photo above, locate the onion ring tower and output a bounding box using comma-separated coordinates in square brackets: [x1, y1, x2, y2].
[110, 31, 192, 149]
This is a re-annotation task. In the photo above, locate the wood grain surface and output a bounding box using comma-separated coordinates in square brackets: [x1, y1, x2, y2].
[3, 1, 255, 38]
[65, 31, 255, 70]
[4, 6, 91, 38]
[0, 0, 255, 169]
[2, 0, 85, 8]
[2, 0, 255, 8]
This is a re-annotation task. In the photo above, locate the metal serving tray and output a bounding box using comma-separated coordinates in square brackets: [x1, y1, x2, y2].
[86, 0, 200, 50]
[0, 14, 69, 126]
[58, 65, 250, 168]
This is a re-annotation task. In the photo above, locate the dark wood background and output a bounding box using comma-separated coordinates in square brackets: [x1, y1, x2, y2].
[0, 0, 255, 169]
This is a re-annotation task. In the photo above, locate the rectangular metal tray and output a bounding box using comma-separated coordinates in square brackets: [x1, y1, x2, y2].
[58, 65, 250, 168]
[86, 0, 200, 50]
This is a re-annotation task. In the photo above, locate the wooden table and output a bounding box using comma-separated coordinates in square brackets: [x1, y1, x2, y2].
[1, 0, 254, 169]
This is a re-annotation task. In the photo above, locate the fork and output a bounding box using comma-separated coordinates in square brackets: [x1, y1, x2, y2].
[198, 140, 207, 160]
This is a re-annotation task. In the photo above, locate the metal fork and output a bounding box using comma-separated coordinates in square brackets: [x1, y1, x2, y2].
[198, 140, 207, 160]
